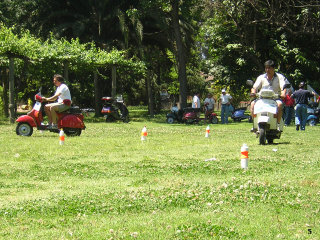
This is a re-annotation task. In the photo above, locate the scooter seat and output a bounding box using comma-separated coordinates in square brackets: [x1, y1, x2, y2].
[61, 106, 81, 114]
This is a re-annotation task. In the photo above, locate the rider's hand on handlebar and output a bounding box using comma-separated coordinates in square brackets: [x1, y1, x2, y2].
[250, 93, 256, 98]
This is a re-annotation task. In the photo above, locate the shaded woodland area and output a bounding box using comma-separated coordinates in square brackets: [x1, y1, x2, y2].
[1, 0, 320, 120]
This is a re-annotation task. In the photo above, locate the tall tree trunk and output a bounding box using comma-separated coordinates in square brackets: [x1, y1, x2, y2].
[1, 68, 9, 118]
[8, 57, 15, 123]
[146, 71, 154, 117]
[93, 70, 101, 117]
[171, 0, 187, 109]
[111, 65, 116, 98]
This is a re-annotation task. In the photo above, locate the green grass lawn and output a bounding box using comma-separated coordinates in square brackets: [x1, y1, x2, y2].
[0, 110, 319, 239]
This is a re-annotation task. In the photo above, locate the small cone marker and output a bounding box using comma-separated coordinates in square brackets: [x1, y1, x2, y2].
[141, 126, 147, 141]
[240, 143, 249, 169]
[59, 128, 65, 145]
[205, 125, 210, 138]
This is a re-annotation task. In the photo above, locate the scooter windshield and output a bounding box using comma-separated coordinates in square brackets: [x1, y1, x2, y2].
[258, 86, 277, 99]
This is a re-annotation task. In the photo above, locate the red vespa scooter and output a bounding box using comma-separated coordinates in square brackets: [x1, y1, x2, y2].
[16, 89, 85, 136]
[182, 107, 219, 124]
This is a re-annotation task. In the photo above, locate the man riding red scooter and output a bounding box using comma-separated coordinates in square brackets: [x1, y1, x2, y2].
[16, 74, 85, 136]
[43, 74, 71, 130]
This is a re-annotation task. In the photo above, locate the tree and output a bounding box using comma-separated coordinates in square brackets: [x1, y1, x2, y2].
[199, 0, 320, 103]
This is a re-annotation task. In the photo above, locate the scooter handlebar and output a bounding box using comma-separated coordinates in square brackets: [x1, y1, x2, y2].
[35, 94, 43, 101]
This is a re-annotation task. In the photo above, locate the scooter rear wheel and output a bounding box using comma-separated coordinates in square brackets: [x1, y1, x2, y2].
[105, 116, 115, 122]
[16, 122, 33, 136]
[210, 116, 219, 124]
[64, 128, 82, 136]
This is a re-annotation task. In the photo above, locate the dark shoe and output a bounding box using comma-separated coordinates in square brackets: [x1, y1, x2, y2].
[296, 125, 300, 131]
[47, 124, 58, 130]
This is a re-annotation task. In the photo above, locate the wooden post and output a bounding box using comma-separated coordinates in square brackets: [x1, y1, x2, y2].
[1, 68, 9, 118]
[8, 57, 15, 123]
[111, 65, 116, 98]
[147, 72, 154, 117]
[93, 70, 101, 116]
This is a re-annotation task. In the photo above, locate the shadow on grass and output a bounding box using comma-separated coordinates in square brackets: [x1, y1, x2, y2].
[269, 141, 291, 145]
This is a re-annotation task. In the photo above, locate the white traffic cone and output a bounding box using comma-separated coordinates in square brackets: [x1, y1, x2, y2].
[59, 128, 65, 145]
[141, 126, 147, 141]
[205, 125, 210, 138]
[240, 143, 249, 169]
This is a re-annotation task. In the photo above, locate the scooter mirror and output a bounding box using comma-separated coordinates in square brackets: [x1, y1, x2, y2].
[246, 80, 254, 86]
[282, 83, 291, 90]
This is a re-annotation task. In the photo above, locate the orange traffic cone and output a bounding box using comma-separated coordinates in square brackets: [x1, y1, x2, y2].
[141, 126, 147, 141]
[59, 128, 65, 145]
[205, 125, 210, 138]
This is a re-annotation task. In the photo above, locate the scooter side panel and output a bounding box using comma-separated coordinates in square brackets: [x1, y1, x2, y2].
[16, 115, 37, 127]
[59, 114, 85, 129]
[254, 99, 277, 114]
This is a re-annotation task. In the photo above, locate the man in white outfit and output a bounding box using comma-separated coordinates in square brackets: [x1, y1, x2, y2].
[43, 74, 72, 129]
[250, 60, 289, 130]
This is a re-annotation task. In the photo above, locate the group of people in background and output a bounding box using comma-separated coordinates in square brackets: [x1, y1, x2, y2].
[192, 89, 233, 124]
[189, 59, 319, 130]
[282, 81, 318, 131]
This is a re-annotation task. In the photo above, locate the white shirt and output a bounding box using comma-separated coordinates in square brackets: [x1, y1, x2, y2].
[204, 97, 215, 110]
[55, 83, 71, 103]
[220, 94, 232, 104]
[253, 73, 288, 95]
[171, 106, 179, 112]
[192, 95, 200, 108]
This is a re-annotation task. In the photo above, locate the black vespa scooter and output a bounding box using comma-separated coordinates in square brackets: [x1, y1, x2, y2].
[101, 96, 129, 123]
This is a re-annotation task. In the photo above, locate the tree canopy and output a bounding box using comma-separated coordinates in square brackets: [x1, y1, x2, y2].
[1, 0, 320, 117]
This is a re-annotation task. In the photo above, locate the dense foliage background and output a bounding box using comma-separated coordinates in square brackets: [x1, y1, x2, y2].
[1, 0, 320, 118]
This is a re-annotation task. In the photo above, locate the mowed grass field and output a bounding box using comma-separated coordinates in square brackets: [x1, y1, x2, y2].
[0, 109, 319, 239]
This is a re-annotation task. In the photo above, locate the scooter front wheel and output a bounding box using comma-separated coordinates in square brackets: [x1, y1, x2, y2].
[16, 122, 33, 136]
[259, 126, 266, 145]
[167, 117, 174, 124]
[307, 119, 316, 126]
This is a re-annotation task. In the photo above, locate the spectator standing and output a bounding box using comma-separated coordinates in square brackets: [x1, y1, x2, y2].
[192, 93, 201, 109]
[204, 93, 215, 121]
[220, 89, 232, 124]
[192, 93, 201, 117]
[291, 82, 316, 131]
[283, 88, 295, 126]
